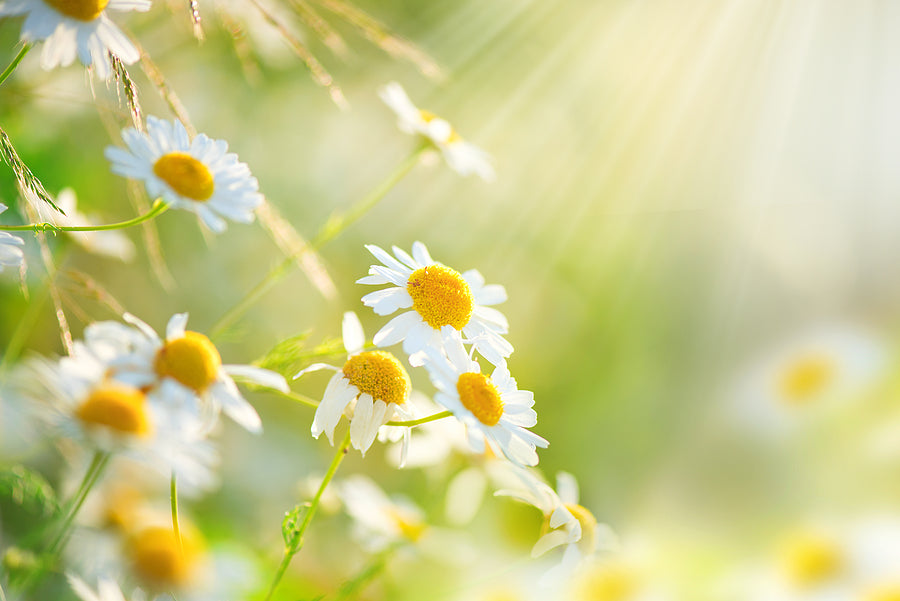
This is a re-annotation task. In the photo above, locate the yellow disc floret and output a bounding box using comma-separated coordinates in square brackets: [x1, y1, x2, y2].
[406, 265, 474, 330]
[419, 110, 461, 143]
[388, 509, 427, 543]
[154, 331, 222, 393]
[153, 152, 215, 201]
[576, 561, 638, 601]
[566, 503, 599, 554]
[342, 351, 411, 406]
[456, 372, 504, 426]
[76, 384, 151, 437]
[777, 354, 836, 405]
[129, 526, 201, 589]
[779, 531, 842, 588]
[43, 0, 109, 21]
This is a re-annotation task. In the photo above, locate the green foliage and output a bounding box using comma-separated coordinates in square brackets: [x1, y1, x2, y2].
[253, 332, 346, 381]
[0, 466, 61, 524]
[282, 502, 310, 552]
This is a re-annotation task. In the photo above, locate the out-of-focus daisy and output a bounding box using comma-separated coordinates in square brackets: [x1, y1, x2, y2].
[379, 82, 495, 181]
[359, 241, 512, 367]
[338, 474, 428, 552]
[295, 312, 415, 457]
[53, 188, 135, 260]
[734, 325, 886, 433]
[0, 0, 150, 79]
[69, 575, 140, 601]
[0, 203, 26, 273]
[735, 517, 900, 601]
[497, 469, 615, 583]
[92, 312, 287, 434]
[105, 116, 264, 233]
[18, 341, 218, 490]
[570, 554, 673, 601]
[424, 331, 547, 466]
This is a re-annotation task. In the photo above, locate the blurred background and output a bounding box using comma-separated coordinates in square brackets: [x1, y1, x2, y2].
[3, 0, 900, 599]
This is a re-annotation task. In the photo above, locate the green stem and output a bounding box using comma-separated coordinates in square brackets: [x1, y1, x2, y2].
[333, 544, 397, 601]
[19, 452, 110, 593]
[0, 44, 30, 87]
[273, 388, 321, 410]
[0, 199, 168, 232]
[385, 410, 452, 428]
[171, 472, 183, 553]
[210, 146, 426, 339]
[263, 430, 352, 601]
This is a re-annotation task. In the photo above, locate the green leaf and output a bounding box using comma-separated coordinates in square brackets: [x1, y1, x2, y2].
[281, 503, 309, 551]
[0, 466, 60, 521]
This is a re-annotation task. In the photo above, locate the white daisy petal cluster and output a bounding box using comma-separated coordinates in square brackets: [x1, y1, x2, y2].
[296, 311, 416, 458]
[496, 469, 615, 584]
[14, 329, 218, 490]
[379, 82, 496, 181]
[0, 203, 26, 273]
[105, 116, 264, 233]
[338, 475, 428, 552]
[359, 241, 512, 367]
[92, 311, 288, 434]
[0, 0, 151, 79]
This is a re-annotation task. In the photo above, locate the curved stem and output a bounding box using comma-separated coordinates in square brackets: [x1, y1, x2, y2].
[385, 410, 452, 428]
[263, 430, 352, 601]
[0, 199, 168, 232]
[273, 388, 321, 410]
[209, 146, 426, 339]
[0, 44, 31, 87]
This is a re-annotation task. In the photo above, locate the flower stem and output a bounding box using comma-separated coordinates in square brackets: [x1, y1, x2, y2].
[386, 410, 452, 427]
[0, 44, 30, 87]
[171, 472, 183, 553]
[262, 430, 352, 601]
[0, 199, 168, 232]
[209, 146, 426, 339]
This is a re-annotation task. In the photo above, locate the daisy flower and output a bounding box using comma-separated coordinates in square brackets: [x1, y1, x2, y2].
[105, 116, 264, 233]
[338, 474, 428, 552]
[69, 575, 140, 601]
[423, 331, 547, 466]
[53, 187, 135, 261]
[570, 554, 674, 601]
[358, 241, 513, 367]
[0, 0, 150, 79]
[496, 469, 615, 582]
[295, 311, 416, 457]
[733, 325, 885, 434]
[92, 312, 288, 434]
[379, 81, 495, 181]
[18, 341, 217, 490]
[0, 203, 26, 273]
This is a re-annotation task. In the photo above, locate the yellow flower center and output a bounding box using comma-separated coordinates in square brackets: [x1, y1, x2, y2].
[406, 265, 474, 330]
[154, 331, 222, 393]
[342, 351, 411, 406]
[42, 0, 108, 21]
[577, 562, 638, 601]
[566, 503, 599, 554]
[388, 509, 427, 542]
[75, 384, 151, 437]
[456, 372, 504, 426]
[102, 486, 142, 531]
[153, 152, 215, 201]
[419, 110, 461, 143]
[777, 354, 836, 405]
[780, 531, 843, 588]
[864, 584, 900, 601]
[129, 526, 201, 590]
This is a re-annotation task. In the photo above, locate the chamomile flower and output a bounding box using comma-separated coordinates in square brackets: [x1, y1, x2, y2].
[18, 342, 217, 490]
[359, 241, 513, 367]
[0, 0, 150, 79]
[68, 575, 139, 601]
[423, 331, 547, 466]
[338, 475, 428, 552]
[96, 312, 288, 434]
[54, 188, 135, 261]
[295, 311, 416, 457]
[379, 82, 495, 181]
[105, 116, 264, 233]
[496, 469, 615, 583]
[0, 203, 26, 273]
[734, 325, 885, 434]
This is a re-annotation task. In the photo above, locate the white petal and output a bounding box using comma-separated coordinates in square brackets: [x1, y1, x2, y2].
[223, 364, 288, 392]
[373, 312, 420, 347]
[166, 312, 189, 339]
